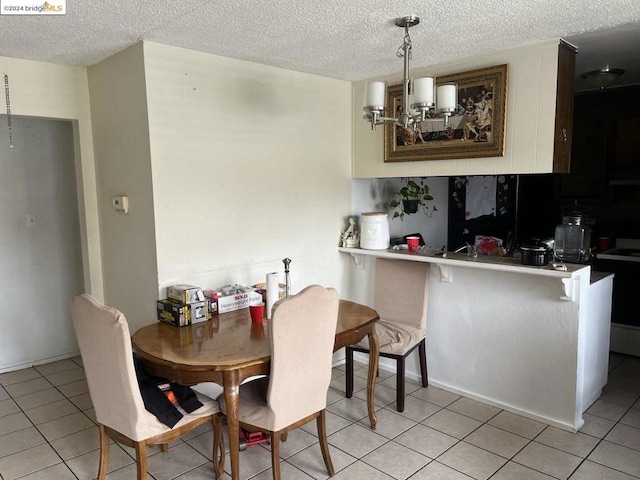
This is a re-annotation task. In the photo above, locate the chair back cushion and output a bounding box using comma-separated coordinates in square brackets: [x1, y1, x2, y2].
[267, 285, 339, 431]
[70, 294, 160, 440]
[374, 259, 430, 332]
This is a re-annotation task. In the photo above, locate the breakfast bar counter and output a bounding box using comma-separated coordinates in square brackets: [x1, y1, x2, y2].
[339, 247, 614, 432]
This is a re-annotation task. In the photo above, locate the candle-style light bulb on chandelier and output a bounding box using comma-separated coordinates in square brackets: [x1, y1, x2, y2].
[363, 16, 457, 131]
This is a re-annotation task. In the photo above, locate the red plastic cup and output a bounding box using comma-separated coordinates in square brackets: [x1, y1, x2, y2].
[598, 237, 611, 252]
[249, 303, 264, 324]
[406, 236, 420, 253]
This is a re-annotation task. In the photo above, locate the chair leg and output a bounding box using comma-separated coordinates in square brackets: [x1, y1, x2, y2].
[419, 339, 428, 388]
[134, 442, 148, 480]
[97, 424, 110, 480]
[280, 432, 288, 442]
[396, 356, 406, 412]
[270, 432, 281, 480]
[345, 347, 354, 398]
[160, 443, 168, 453]
[317, 410, 335, 476]
[212, 415, 225, 479]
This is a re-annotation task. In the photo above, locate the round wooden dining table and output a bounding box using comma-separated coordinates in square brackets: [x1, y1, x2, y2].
[131, 299, 379, 480]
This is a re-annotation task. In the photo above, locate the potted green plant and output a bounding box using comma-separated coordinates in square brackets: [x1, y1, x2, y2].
[387, 178, 437, 220]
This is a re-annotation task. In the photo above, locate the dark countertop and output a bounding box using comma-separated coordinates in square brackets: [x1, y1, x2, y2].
[590, 271, 614, 284]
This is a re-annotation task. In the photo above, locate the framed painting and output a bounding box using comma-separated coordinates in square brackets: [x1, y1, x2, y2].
[384, 64, 508, 162]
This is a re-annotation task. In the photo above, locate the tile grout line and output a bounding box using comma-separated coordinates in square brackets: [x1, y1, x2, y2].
[0, 371, 81, 479]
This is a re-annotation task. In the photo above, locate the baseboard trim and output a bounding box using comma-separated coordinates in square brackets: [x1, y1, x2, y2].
[0, 350, 81, 375]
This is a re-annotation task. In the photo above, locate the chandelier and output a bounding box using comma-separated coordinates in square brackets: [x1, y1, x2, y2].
[363, 16, 457, 131]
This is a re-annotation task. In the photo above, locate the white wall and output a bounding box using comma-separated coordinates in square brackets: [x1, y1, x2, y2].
[87, 43, 160, 333]
[0, 55, 103, 370]
[0, 55, 103, 302]
[352, 40, 563, 178]
[0, 117, 84, 370]
[85, 42, 354, 333]
[142, 42, 354, 315]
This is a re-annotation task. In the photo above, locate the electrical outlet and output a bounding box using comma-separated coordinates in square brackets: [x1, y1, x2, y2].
[26, 214, 36, 228]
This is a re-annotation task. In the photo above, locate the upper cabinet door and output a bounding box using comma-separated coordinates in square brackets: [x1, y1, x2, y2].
[553, 40, 578, 173]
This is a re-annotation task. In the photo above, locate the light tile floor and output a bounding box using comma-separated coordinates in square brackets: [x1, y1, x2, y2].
[0, 353, 639, 479]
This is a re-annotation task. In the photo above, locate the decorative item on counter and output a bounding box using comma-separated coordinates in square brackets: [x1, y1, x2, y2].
[340, 217, 360, 248]
[554, 211, 592, 264]
[475, 235, 505, 256]
[266, 272, 279, 320]
[385, 178, 437, 221]
[282, 257, 292, 297]
[360, 212, 390, 250]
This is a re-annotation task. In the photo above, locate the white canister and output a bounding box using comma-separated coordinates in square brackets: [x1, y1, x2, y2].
[360, 212, 390, 250]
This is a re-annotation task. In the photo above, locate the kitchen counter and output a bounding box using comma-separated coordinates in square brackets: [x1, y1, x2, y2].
[339, 246, 613, 432]
[339, 246, 587, 275]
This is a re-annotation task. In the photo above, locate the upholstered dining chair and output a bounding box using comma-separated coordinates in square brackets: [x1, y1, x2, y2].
[345, 259, 430, 412]
[69, 294, 224, 480]
[217, 285, 339, 480]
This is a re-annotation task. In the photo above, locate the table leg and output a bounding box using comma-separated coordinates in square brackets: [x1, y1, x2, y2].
[366, 326, 379, 429]
[223, 370, 241, 480]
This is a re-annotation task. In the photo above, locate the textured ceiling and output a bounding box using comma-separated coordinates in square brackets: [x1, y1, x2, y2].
[1, 0, 639, 89]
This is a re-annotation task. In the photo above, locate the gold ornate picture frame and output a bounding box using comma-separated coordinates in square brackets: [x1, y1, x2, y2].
[384, 64, 508, 162]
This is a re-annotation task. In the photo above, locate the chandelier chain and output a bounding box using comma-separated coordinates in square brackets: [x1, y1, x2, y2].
[4, 74, 13, 149]
[397, 26, 412, 59]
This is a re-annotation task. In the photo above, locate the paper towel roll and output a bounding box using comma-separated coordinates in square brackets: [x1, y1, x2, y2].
[266, 272, 279, 320]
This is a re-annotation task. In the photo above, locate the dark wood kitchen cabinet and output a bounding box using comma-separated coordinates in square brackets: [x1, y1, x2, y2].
[553, 40, 577, 174]
[562, 84, 640, 199]
[558, 84, 640, 238]
[560, 102, 609, 199]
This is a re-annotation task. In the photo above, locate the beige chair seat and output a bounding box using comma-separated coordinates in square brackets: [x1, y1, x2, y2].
[353, 320, 425, 356]
[219, 376, 272, 428]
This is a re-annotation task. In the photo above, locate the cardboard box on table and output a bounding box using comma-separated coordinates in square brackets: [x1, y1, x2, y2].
[157, 298, 211, 327]
[205, 285, 262, 315]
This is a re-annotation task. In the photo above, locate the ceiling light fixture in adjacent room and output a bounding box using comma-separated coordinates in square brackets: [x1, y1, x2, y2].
[579, 67, 626, 90]
[363, 16, 457, 131]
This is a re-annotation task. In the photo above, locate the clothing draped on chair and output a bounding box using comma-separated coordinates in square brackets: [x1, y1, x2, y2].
[218, 284, 339, 480]
[346, 259, 430, 412]
[70, 293, 224, 480]
[133, 354, 204, 428]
